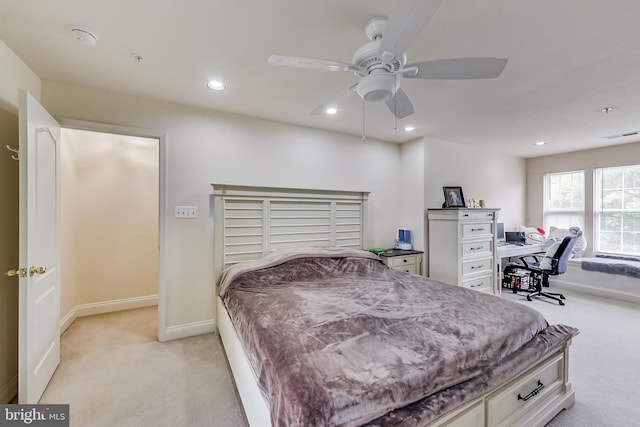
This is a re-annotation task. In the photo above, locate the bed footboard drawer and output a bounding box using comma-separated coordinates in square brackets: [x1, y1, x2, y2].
[486, 352, 565, 427]
[434, 400, 484, 427]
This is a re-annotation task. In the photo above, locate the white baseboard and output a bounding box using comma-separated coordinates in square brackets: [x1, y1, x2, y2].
[0, 376, 17, 404]
[58, 295, 214, 342]
[552, 279, 640, 305]
[551, 259, 640, 305]
[163, 319, 216, 341]
[60, 295, 158, 334]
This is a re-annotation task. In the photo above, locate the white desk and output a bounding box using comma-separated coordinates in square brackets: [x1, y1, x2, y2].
[496, 243, 544, 292]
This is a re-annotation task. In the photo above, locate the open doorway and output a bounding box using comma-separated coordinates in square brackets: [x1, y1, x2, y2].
[59, 128, 160, 336]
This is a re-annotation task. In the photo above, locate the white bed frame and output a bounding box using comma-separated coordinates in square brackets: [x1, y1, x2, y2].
[212, 184, 575, 427]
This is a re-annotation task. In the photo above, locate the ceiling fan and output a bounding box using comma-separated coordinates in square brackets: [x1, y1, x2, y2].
[268, 0, 507, 119]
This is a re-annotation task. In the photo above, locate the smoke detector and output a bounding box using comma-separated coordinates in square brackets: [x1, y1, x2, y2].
[71, 28, 98, 46]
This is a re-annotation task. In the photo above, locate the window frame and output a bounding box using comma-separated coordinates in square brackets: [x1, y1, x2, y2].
[542, 170, 585, 231]
[594, 164, 640, 257]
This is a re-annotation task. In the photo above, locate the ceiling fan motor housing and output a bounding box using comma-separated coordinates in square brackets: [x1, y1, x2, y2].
[352, 38, 404, 103]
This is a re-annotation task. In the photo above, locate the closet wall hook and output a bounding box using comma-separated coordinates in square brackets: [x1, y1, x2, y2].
[6, 145, 19, 160]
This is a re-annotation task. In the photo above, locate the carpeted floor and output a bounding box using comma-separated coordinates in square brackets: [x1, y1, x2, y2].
[40, 290, 640, 426]
[40, 307, 247, 427]
[502, 289, 640, 427]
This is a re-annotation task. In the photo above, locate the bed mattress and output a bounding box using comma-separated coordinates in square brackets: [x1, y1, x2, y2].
[218, 247, 578, 426]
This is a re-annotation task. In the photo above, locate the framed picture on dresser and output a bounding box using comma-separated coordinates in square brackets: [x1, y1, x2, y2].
[443, 186, 465, 207]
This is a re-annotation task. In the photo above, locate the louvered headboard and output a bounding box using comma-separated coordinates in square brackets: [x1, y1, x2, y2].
[212, 184, 370, 280]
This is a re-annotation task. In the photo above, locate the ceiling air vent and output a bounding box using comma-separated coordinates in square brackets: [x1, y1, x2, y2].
[602, 131, 639, 140]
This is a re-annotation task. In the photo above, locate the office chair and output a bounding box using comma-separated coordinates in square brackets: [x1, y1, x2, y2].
[516, 235, 576, 306]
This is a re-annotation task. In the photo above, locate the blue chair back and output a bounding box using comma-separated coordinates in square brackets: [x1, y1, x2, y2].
[552, 235, 577, 275]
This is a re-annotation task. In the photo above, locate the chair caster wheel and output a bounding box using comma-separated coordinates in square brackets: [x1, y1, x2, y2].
[560, 295, 566, 299]
[559, 301, 565, 306]
[527, 296, 532, 301]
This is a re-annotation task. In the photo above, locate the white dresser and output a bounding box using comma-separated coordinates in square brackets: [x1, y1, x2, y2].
[427, 208, 499, 294]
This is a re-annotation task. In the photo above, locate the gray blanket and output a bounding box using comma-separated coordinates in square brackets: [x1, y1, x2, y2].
[219, 248, 577, 426]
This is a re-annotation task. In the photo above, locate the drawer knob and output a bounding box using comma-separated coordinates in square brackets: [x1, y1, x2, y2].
[470, 246, 482, 251]
[517, 380, 545, 402]
[471, 228, 485, 232]
[471, 265, 484, 270]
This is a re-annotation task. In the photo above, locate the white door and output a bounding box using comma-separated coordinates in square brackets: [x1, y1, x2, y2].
[17, 90, 61, 403]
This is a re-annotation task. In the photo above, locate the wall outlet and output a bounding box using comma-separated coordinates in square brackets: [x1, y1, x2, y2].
[175, 206, 198, 218]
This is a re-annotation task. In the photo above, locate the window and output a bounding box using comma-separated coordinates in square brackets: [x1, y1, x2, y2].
[595, 164, 640, 256]
[543, 171, 585, 230]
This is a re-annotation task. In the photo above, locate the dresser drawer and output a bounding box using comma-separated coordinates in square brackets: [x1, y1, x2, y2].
[394, 263, 418, 274]
[462, 222, 493, 239]
[460, 210, 495, 221]
[462, 275, 493, 293]
[486, 353, 564, 427]
[462, 257, 493, 276]
[388, 255, 417, 267]
[462, 240, 493, 257]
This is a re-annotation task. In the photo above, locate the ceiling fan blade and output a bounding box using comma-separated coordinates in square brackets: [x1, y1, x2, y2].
[404, 57, 508, 79]
[379, 0, 444, 65]
[310, 84, 358, 115]
[385, 88, 415, 119]
[268, 55, 360, 73]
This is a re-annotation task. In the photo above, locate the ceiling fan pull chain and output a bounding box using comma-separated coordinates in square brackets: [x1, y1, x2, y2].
[394, 93, 398, 130]
[362, 99, 366, 142]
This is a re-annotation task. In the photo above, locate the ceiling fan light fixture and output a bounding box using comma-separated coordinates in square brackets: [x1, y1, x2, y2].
[357, 73, 397, 103]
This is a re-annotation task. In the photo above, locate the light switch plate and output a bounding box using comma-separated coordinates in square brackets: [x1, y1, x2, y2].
[175, 206, 198, 218]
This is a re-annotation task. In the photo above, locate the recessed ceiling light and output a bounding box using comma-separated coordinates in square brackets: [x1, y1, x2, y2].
[206, 80, 226, 91]
[535, 141, 547, 146]
[70, 28, 98, 46]
[326, 107, 338, 115]
[403, 126, 415, 132]
[601, 107, 613, 114]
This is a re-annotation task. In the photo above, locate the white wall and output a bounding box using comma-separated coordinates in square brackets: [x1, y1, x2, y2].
[41, 80, 405, 336]
[423, 137, 527, 229]
[526, 141, 640, 256]
[60, 129, 159, 320]
[0, 40, 40, 112]
[400, 138, 425, 251]
[422, 136, 527, 273]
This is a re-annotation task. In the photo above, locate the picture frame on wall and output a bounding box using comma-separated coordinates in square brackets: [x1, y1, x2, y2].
[442, 186, 465, 208]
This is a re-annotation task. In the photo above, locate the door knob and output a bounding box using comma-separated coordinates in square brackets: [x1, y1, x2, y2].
[29, 266, 47, 276]
[5, 268, 27, 278]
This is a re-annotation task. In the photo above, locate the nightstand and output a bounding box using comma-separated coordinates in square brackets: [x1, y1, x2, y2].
[376, 249, 424, 275]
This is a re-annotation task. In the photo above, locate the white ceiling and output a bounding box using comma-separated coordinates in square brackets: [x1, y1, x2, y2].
[1, 0, 640, 158]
